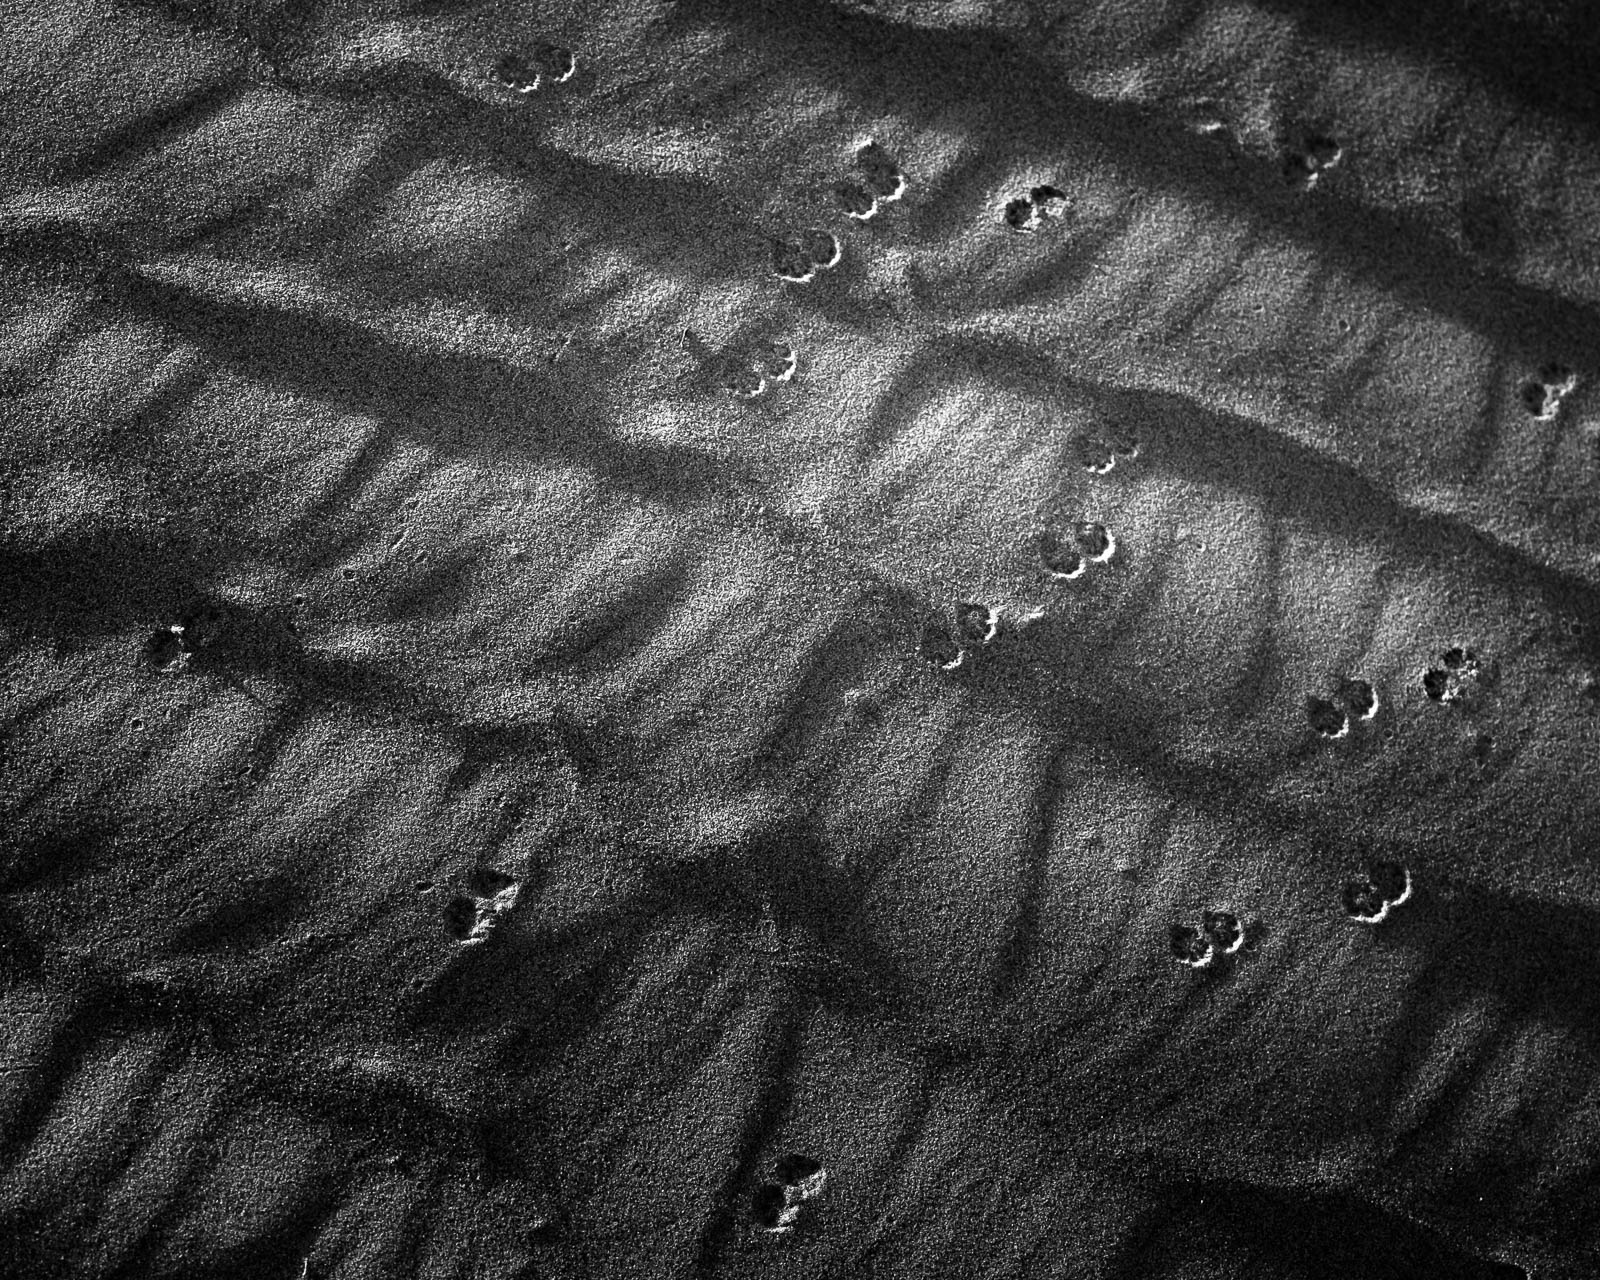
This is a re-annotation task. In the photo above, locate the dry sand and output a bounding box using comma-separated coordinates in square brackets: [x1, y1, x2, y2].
[2, 0, 1599, 1276]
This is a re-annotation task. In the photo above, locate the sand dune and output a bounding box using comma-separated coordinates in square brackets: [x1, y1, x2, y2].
[2, 0, 1599, 1276]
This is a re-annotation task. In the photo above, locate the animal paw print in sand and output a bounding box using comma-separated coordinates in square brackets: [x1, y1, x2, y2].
[442, 868, 520, 945]
[493, 42, 577, 95]
[919, 602, 1001, 673]
[1340, 858, 1412, 925]
[1074, 428, 1139, 475]
[751, 1154, 828, 1236]
[1422, 646, 1491, 705]
[1520, 363, 1577, 420]
[1282, 132, 1342, 191]
[1003, 184, 1069, 234]
[835, 142, 908, 221]
[1304, 677, 1379, 739]
[720, 339, 798, 399]
[1035, 520, 1116, 582]
[771, 228, 843, 283]
[1169, 909, 1247, 970]
[142, 604, 227, 673]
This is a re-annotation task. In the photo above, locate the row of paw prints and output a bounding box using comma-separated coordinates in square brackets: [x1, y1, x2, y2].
[1303, 646, 1494, 740]
[768, 142, 909, 285]
[914, 415, 1140, 671]
[1169, 858, 1414, 972]
[917, 520, 1117, 673]
[1182, 104, 1345, 193]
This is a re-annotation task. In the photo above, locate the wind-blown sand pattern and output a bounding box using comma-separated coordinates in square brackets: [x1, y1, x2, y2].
[2, 1, 1599, 1277]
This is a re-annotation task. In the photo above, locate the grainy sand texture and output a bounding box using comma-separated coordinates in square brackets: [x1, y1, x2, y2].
[3, 0, 1600, 1276]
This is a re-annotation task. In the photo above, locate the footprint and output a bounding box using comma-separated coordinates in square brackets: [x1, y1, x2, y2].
[758, 341, 797, 383]
[444, 869, 521, 945]
[534, 42, 577, 83]
[918, 620, 966, 672]
[1075, 431, 1137, 474]
[1422, 646, 1489, 705]
[722, 363, 767, 400]
[836, 180, 879, 221]
[494, 42, 577, 94]
[751, 1183, 800, 1235]
[1201, 909, 1245, 956]
[1179, 98, 1229, 136]
[1103, 426, 1140, 460]
[1004, 197, 1043, 234]
[771, 239, 817, 284]
[1519, 363, 1577, 420]
[143, 625, 188, 673]
[1076, 436, 1118, 474]
[1282, 132, 1342, 190]
[1036, 528, 1086, 580]
[1305, 695, 1349, 739]
[953, 602, 999, 648]
[797, 229, 841, 270]
[1071, 520, 1115, 564]
[1337, 677, 1378, 722]
[142, 604, 228, 672]
[774, 1154, 827, 1201]
[771, 229, 843, 283]
[1169, 923, 1214, 969]
[1340, 858, 1412, 925]
[719, 339, 798, 398]
[493, 53, 541, 93]
[1003, 184, 1069, 233]
[855, 142, 907, 202]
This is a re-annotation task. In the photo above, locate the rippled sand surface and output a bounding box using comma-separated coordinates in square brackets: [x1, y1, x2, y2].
[3, 2, 1599, 1276]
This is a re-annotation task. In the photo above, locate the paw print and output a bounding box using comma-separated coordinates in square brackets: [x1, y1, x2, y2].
[1519, 363, 1577, 420]
[1002, 184, 1069, 233]
[1421, 646, 1491, 705]
[1304, 677, 1378, 739]
[141, 603, 229, 673]
[1035, 520, 1116, 581]
[919, 602, 1002, 673]
[1282, 132, 1342, 190]
[1340, 858, 1412, 925]
[751, 1154, 828, 1237]
[1169, 909, 1248, 970]
[717, 339, 799, 399]
[1074, 429, 1139, 474]
[771, 229, 842, 283]
[493, 42, 577, 94]
[834, 142, 908, 221]
[442, 868, 521, 946]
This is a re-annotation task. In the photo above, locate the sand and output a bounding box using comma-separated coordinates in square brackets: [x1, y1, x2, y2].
[2, 0, 1598, 1276]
